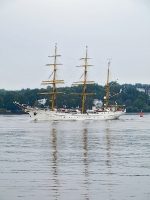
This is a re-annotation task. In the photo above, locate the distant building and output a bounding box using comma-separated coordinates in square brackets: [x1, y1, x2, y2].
[146, 89, 150, 96]
[38, 98, 47, 105]
[92, 99, 103, 110]
[136, 88, 145, 93]
[136, 87, 150, 96]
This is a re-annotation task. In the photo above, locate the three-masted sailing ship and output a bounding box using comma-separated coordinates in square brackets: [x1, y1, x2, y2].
[14, 45, 126, 120]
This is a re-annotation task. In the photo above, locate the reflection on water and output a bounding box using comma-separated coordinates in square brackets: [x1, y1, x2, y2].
[82, 129, 89, 200]
[105, 128, 111, 169]
[105, 127, 113, 200]
[51, 128, 59, 200]
[0, 114, 150, 200]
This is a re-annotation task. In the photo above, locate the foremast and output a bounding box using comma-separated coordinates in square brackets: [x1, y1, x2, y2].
[72, 47, 94, 114]
[40, 44, 64, 110]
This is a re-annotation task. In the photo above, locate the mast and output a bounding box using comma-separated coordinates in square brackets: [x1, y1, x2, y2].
[72, 46, 94, 114]
[104, 60, 111, 109]
[40, 44, 64, 110]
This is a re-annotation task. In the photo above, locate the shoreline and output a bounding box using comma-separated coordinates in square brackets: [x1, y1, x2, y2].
[0, 112, 150, 115]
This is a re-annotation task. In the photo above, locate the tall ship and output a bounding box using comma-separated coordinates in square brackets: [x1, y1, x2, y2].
[14, 45, 126, 120]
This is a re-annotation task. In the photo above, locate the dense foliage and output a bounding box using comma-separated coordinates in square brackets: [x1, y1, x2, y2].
[0, 83, 150, 113]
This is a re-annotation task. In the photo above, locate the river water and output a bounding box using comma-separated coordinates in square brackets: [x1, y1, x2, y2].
[0, 114, 150, 200]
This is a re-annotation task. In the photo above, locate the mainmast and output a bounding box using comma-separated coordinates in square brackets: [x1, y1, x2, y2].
[104, 60, 111, 109]
[72, 47, 94, 114]
[40, 44, 64, 110]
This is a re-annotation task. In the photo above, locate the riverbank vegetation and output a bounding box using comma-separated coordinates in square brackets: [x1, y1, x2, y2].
[0, 83, 150, 113]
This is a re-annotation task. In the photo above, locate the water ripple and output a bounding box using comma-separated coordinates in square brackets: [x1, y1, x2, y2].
[0, 114, 150, 200]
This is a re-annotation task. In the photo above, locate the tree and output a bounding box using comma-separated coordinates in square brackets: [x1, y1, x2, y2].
[125, 99, 132, 107]
[0, 82, 150, 112]
[126, 106, 133, 112]
[133, 99, 144, 110]
[0, 96, 4, 108]
[28, 94, 36, 106]
[3, 92, 17, 110]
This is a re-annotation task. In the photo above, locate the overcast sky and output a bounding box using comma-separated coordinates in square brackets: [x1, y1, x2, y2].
[0, 0, 150, 90]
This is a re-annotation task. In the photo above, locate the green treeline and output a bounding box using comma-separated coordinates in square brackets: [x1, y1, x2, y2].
[0, 83, 150, 113]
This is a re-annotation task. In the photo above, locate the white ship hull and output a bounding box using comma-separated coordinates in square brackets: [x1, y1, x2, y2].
[29, 110, 126, 121]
